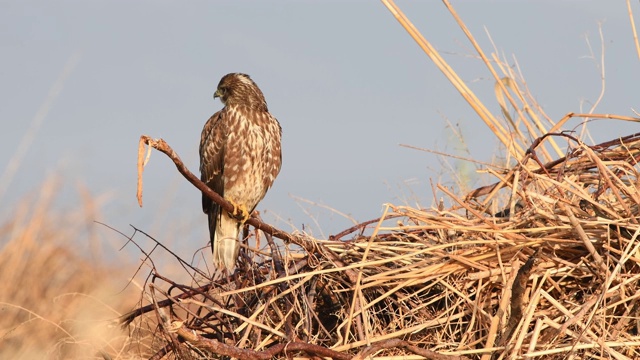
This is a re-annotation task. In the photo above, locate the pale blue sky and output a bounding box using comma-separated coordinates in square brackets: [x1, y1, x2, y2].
[2, 1, 639, 259]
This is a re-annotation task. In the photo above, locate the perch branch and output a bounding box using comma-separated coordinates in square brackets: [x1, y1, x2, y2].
[137, 135, 294, 243]
[136, 135, 360, 283]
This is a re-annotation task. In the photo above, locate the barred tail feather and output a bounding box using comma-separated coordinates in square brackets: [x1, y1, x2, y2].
[212, 212, 240, 271]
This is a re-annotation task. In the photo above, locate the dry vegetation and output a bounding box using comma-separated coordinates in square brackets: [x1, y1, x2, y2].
[128, 130, 640, 360]
[123, 2, 640, 359]
[0, 180, 143, 359]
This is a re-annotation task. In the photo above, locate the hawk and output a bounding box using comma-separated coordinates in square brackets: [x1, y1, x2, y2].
[200, 73, 282, 271]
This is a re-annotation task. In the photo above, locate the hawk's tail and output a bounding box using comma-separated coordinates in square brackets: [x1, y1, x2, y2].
[210, 212, 240, 271]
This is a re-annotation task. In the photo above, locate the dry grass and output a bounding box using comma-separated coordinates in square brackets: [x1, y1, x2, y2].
[0, 179, 144, 359]
[122, 1, 640, 359]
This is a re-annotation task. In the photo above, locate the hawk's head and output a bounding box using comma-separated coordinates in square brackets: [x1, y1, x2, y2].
[214, 73, 268, 111]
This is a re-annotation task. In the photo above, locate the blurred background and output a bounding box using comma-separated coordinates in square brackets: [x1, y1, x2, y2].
[1, 1, 639, 357]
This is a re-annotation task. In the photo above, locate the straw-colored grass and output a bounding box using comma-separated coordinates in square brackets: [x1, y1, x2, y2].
[0, 179, 144, 359]
[123, 1, 640, 359]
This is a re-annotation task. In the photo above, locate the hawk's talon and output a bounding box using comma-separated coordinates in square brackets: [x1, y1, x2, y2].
[228, 200, 250, 224]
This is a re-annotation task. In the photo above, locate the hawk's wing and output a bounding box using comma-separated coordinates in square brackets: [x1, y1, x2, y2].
[199, 110, 227, 222]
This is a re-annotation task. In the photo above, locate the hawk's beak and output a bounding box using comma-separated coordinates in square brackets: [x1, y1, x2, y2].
[213, 89, 221, 99]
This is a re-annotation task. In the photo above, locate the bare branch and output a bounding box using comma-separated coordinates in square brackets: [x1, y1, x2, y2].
[137, 135, 294, 243]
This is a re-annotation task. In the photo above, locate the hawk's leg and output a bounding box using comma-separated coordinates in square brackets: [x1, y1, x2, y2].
[228, 201, 251, 224]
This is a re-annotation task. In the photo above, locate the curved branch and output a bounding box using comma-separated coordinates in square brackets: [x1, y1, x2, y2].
[138, 135, 294, 243]
[137, 135, 360, 283]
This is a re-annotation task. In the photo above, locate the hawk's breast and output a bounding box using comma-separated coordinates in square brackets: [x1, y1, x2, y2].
[222, 106, 282, 212]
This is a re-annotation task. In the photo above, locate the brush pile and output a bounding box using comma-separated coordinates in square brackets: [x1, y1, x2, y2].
[124, 130, 640, 359]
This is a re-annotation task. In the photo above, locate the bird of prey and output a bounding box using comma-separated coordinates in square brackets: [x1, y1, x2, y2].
[199, 73, 282, 271]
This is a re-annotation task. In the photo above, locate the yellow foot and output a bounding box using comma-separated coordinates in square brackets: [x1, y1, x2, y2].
[228, 201, 250, 223]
